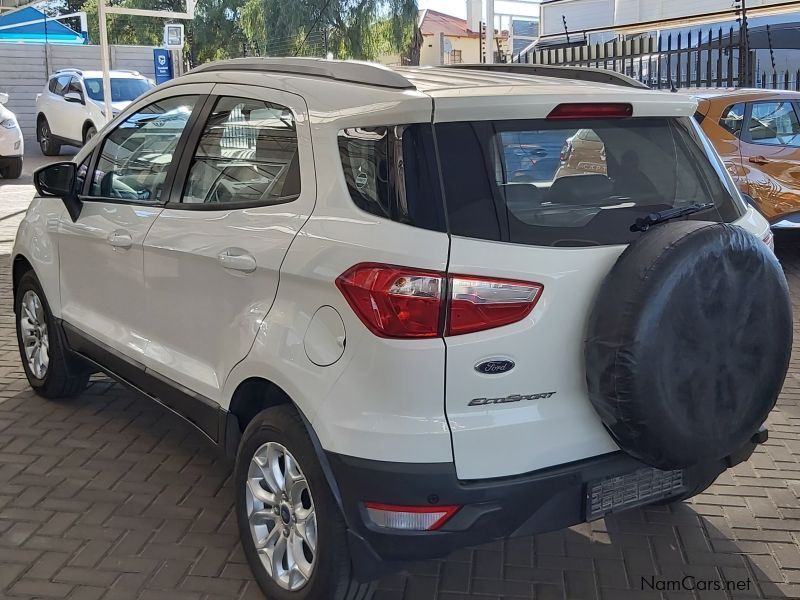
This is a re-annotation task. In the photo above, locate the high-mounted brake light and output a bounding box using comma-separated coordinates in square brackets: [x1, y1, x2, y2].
[364, 502, 461, 531]
[337, 264, 543, 339]
[548, 103, 633, 120]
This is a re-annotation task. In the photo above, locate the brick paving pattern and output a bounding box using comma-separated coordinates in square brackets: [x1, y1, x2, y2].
[2, 168, 800, 598]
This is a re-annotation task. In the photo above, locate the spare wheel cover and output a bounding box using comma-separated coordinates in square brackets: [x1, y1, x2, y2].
[585, 220, 792, 470]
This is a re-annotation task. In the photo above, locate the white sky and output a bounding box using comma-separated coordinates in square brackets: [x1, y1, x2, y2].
[417, 1, 540, 19]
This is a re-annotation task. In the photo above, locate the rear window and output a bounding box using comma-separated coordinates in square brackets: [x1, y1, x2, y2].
[435, 117, 742, 247]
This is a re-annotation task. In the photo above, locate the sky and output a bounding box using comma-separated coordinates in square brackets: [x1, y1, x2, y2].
[417, 0, 539, 19]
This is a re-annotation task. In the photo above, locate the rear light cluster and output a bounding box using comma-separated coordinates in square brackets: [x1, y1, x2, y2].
[364, 503, 460, 531]
[336, 263, 543, 339]
[763, 230, 775, 251]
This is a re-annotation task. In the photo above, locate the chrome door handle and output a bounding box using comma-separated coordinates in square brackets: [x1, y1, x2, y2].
[218, 249, 257, 273]
[107, 230, 132, 249]
[749, 155, 770, 165]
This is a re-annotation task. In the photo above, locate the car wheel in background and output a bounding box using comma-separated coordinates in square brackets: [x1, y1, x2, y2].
[83, 125, 97, 145]
[37, 117, 60, 156]
[0, 157, 22, 179]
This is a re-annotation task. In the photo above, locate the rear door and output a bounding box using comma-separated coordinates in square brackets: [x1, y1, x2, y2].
[141, 84, 314, 403]
[434, 108, 745, 480]
[738, 100, 800, 223]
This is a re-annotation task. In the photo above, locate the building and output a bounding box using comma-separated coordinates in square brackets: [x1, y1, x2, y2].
[0, 6, 85, 45]
[419, 8, 482, 65]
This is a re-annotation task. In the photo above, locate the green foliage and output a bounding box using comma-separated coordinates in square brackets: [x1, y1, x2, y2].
[74, 0, 417, 64]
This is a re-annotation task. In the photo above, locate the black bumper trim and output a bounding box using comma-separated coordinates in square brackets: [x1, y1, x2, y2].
[328, 437, 761, 580]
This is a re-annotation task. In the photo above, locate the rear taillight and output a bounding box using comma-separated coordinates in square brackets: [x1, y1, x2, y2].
[763, 230, 775, 251]
[364, 502, 460, 531]
[337, 264, 543, 339]
[548, 103, 633, 120]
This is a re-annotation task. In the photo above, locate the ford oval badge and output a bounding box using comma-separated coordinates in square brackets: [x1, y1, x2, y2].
[475, 359, 515, 375]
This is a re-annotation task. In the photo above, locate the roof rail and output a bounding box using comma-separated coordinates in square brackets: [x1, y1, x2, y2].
[191, 57, 416, 90]
[445, 63, 649, 90]
[54, 68, 83, 76]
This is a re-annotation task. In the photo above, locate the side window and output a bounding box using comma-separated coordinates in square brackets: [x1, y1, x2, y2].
[748, 101, 800, 146]
[338, 124, 445, 232]
[181, 96, 300, 206]
[76, 157, 90, 193]
[720, 103, 745, 137]
[52, 75, 71, 96]
[89, 95, 199, 202]
[66, 77, 83, 97]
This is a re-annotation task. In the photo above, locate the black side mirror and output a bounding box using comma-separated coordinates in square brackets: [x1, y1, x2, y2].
[33, 162, 83, 221]
[63, 91, 85, 105]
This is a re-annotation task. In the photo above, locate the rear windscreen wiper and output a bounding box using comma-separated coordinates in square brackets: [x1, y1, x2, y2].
[630, 202, 715, 232]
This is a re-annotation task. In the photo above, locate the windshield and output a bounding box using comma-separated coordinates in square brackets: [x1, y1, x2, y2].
[84, 78, 153, 103]
[434, 117, 743, 247]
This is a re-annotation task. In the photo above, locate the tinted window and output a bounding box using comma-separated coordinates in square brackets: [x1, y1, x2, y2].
[182, 96, 300, 206]
[83, 78, 153, 103]
[748, 101, 800, 146]
[720, 103, 746, 136]
[435, 117, 741, 247]
[89, 95, 198, 202]
[338, 125, 445, 232]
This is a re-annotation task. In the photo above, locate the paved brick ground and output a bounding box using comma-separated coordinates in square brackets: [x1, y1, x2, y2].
[2, 172, 800, 598]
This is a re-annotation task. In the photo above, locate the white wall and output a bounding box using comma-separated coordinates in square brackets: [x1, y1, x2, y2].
[0, 44, 157, 139]
[541, 0, 800, 38]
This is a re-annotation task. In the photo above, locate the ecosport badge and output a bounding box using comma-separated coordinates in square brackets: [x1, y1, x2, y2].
[469, 392, 557, 407]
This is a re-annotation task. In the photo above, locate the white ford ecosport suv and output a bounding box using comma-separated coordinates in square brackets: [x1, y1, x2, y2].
[35, 68, 154, 155]
[13, 59, 792, 599]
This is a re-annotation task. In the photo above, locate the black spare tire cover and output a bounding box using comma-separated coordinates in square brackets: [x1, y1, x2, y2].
[585, 220, 792, 470]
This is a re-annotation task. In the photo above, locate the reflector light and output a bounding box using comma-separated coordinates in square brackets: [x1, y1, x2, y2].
[364, 503, 460, 531]
[337, 264, 543, 338]
[548, 103, 633, 120]
[763, 230, 775, 251]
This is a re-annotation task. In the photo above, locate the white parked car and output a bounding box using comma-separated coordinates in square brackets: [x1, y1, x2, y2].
[13, 59, 792, 600]
[0, 92, 23, 179]
[35, 68, 154, 155]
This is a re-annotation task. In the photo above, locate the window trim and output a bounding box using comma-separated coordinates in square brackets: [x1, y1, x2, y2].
[80, 93, 213, 207]
[164, 93, 304, 211]
[741, 100, 800, 147]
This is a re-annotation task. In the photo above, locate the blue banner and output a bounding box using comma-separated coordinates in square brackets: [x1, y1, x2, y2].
[153, 48, 173, 85]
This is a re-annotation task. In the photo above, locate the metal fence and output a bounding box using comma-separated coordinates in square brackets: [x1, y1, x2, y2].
[518, 28, 800, 92]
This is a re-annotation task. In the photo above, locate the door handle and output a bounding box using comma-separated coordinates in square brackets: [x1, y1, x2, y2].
[218, 248, 257, 273]
[107, 229, 132, 249]
[749, 155, 771, 165]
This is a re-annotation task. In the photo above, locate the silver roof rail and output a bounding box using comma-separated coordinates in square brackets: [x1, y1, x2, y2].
[445, 63, 649, 90]
[191, 57, 416, 90]
[54, 68, 83, 76]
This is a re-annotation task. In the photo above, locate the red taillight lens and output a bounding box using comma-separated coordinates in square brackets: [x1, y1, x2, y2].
[338, 264, 544, 338]
[335, 264, 444, 338]
[548, 103, 633, 120]
[364, 502, 461, 531]
[448, 275, 543, 336]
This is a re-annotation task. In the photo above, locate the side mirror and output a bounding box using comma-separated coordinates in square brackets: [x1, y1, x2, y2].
[33, 162, 82, 221]
[63, 91, 84, 105]
[0, 92, 8, 104]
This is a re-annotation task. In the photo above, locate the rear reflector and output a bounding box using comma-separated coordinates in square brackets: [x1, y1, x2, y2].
[364, 502, 460, 531]
[337, 264, 543, 338]
[763, 230, 775, 251]
[548, 103, 633, 120]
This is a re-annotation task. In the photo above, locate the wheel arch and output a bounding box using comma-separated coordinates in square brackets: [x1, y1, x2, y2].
[12, 254, 34, 310]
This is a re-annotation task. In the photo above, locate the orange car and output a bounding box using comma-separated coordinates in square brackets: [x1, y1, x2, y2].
[695, 89, 800, 228]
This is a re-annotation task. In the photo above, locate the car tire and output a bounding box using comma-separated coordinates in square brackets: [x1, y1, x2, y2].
[37, 117, 60, 156]
[83, 125, 97, 145]
[0, 157, 22, 179]
[235, 405, 374, 600]
[14, 270, 89, 399]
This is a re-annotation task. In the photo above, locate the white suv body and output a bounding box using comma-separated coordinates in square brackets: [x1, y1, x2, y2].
[35, 69, 154, 154]
[0, 92, 23, 179]
[13, 60, 789, 599]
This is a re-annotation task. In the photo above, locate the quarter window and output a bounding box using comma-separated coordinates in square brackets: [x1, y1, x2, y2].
[748, 101, 800, 146]
[181, 96, 300, 206]
[720, 103, 745, 137]
[88, 95, 199, 202]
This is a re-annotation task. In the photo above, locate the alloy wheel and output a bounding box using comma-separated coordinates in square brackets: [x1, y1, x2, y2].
[19, 290, 49, 380]
[246, 441, 317, 591]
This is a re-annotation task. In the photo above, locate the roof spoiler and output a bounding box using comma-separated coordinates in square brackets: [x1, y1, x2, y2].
[445, 64, 650, 90]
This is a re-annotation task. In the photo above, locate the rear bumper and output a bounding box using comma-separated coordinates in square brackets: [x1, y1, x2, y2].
[329, 431, 764, 580]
